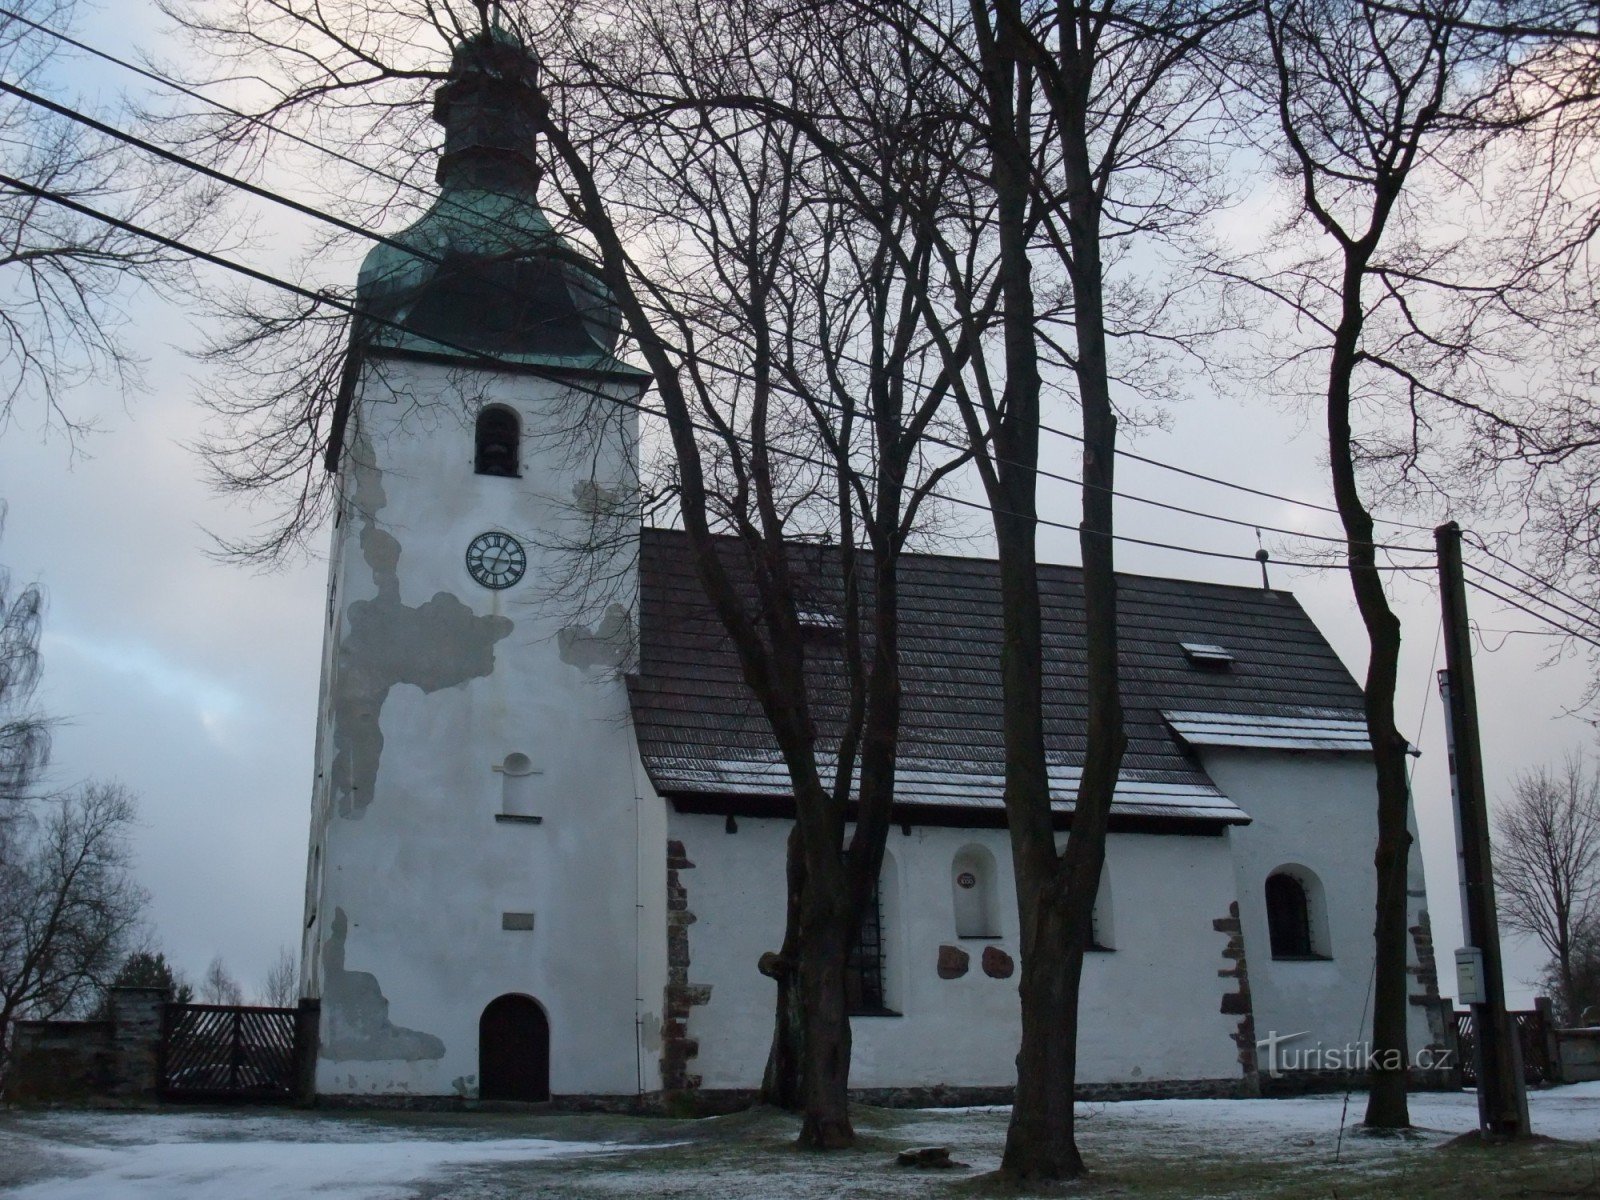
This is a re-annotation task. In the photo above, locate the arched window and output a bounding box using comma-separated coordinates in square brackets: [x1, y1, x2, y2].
[1266, 867, 1330, 959]
[474, 405, 521, 477]
[953, 844, 1000, 938]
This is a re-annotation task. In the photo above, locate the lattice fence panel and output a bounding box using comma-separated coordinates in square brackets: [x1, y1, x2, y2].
[162, 1004, 300, 1100]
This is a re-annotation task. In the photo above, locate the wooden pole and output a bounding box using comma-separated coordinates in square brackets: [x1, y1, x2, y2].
[1435, 521, 1529, 1138]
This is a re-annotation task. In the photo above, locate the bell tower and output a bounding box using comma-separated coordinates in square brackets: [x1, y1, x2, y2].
[299, 24, 665, 1101]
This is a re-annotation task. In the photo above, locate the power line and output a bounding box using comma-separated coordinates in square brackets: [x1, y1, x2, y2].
[1463, 532, 1600, 625]
[13, 165, 1421, 575]
[1068, 436, 1438, 533]
[1465, 578, 1600, 653]
[0, 5, 1439, 545]
[1462, 559, 1600, 638]
[1, 72, 1435, 558]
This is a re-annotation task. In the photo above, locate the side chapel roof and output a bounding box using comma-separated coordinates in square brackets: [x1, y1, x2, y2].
[627, 527, 1370, 831]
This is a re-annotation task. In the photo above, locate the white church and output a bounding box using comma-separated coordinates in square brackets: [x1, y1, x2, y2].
[298, 28, 1449, 1106]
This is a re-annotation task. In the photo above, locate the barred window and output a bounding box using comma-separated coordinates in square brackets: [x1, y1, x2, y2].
[1266, 872, 1313, 958]
[845, 880, 888, 1015]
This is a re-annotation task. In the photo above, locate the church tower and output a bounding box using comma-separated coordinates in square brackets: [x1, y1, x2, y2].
[299, 26, 665, 1101]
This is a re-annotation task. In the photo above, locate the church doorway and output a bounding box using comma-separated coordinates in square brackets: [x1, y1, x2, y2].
[479, 995, 550, 1101]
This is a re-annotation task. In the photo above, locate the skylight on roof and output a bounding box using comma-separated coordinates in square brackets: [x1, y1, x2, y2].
[1180, 642, 1235, 667]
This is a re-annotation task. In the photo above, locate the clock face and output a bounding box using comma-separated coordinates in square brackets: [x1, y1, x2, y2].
[465, 531, 527, 590]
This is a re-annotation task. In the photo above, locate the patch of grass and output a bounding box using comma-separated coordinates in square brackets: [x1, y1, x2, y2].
[475, 1108, 1600, 1200]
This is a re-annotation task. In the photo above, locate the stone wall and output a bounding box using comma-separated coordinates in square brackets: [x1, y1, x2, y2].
[1214, 900, 1261, 1096]
[1556, 1027, 1600, 1082]
[5, 987, 165, 1106]
[661, 839, 711, 1093]
[5, 1020, 116, 1104]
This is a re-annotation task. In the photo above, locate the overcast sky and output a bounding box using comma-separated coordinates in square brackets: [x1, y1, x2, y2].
[2, 0, 1592, 1008]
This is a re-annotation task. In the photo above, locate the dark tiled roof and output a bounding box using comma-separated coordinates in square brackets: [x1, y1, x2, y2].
[627, 528, 1367, 827]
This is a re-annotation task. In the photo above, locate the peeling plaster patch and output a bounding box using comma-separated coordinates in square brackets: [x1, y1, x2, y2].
[321, 908, 446, 1062]
[451, 1075, 477, 1097]
[330, 446, 513, 818]
[558, 603, 634, 671]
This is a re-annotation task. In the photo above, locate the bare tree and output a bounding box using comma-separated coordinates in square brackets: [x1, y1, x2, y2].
[846, 0, 1247, 1177]
[1494, 753, 1600, 1022]
[166, 0, 970, 1145]
[0, 783, 147, 1054]
[1234, 0, 1505, 1130]
[530, 9, 980, 1142]
[0, 507, 48, 818]
[260, 945, 297, 1008]
[0, 0, 221, 438]
[1545, 918, 1600, 1024]
[1425, 4, 1600, 684]
[200, 954, 243, 1006]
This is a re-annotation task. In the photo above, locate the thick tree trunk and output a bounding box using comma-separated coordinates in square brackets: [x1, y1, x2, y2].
[1368, 724, 1414, 1125]
[760, 826, 807, 1110]
[795, 861, 855, 1148]
[1005, 874, 1088, 1178]
[991, 12, 1126, 1175]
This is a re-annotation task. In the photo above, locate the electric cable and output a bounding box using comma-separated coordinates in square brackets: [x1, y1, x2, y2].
[1463, 531, 1600, 624]
[0, 5, 1441, 541]
[1462, 560, 1600, 638]
[8, 164, 1440, 574]
[0, 76, 1442, 557]
[1464, 578, 1600, 652]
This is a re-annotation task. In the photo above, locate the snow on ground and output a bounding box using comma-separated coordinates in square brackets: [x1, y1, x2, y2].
[0, 1084, 1595, 1199]
[0, 1111, 633, 1200]
[899, 1082, 1600, 1153]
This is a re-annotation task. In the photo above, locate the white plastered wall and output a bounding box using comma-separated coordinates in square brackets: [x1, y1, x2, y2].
[1207, 748, 1438, 1075]
[304, 357, 666, 1097]
[674, 812, 1248, 1091]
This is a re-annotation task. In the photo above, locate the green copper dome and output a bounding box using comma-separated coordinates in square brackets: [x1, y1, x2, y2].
[353, 27, 640, 376]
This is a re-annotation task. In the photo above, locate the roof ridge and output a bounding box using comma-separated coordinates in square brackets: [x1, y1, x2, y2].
[639, 525, 1307, 604]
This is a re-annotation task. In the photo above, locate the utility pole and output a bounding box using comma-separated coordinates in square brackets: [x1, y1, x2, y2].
[1435, 521, 1529, 1139]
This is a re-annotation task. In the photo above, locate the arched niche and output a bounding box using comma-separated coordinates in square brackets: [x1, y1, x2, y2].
[497, 752, 538, 816]
[952, 843, 1000, 939]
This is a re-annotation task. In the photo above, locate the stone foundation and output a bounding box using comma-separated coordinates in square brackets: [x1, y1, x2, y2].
[1214, 900, 1261, 1095]
[315, 1075, 1306, 1113]
[1258, 1067, 1459, 1097]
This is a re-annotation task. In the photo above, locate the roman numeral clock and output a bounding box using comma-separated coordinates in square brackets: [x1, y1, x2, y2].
[466, 531, 527, 590]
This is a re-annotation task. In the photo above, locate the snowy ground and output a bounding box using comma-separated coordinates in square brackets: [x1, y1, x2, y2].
[1, 1085, 1596, 1199]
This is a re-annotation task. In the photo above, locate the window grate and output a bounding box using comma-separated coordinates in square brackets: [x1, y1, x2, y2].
[1266, 873, 1313, 958]
[845, 880, 886, 1014]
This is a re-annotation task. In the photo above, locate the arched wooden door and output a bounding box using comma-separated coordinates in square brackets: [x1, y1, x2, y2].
[479, 995, 550, 1101]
